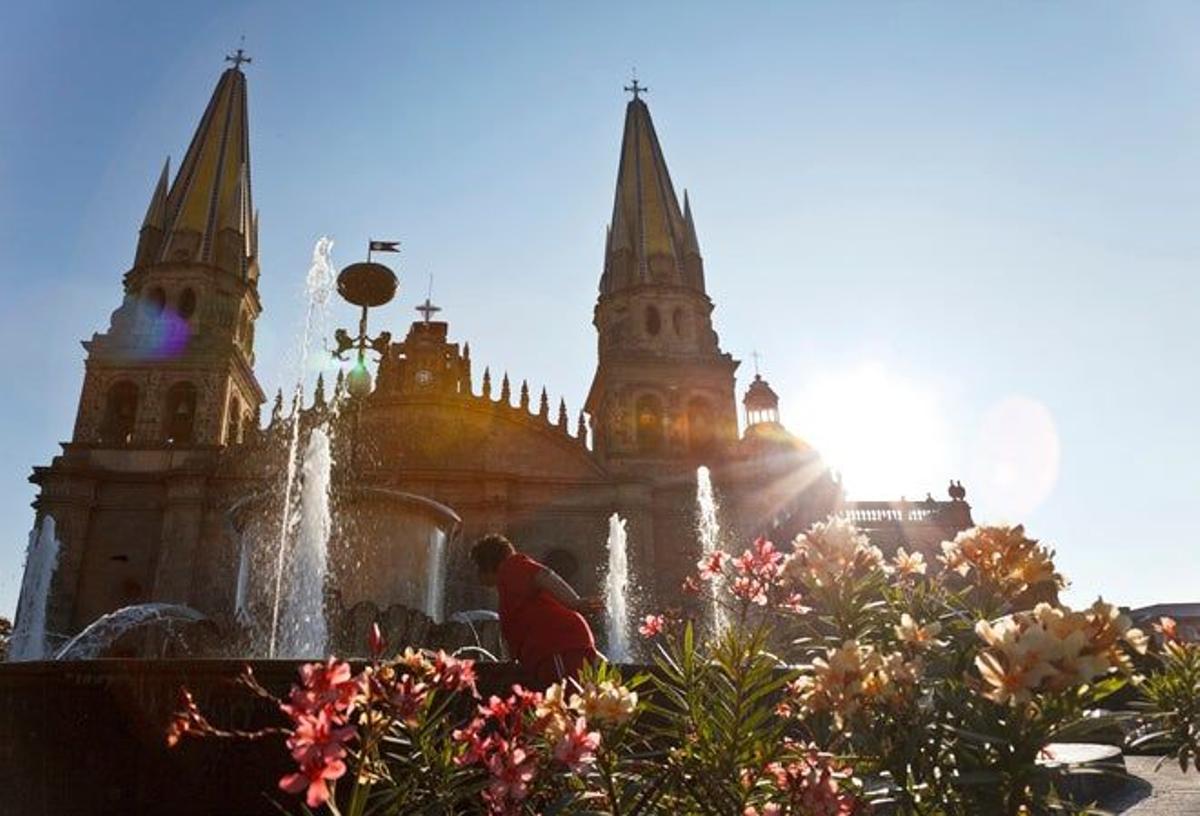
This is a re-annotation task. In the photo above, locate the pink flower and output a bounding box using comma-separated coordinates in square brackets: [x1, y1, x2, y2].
[763, 743, 862, 815]
[735, 538, 788, 580]
[782, 592, 811, 615]
[697, 550, 730, 581]
[279, 754, 347, 809]
[482, 694, 514, 720]
[552, 717, 600, 772]
[1155, 616, 1179, 642]
[384, 672, 429, 724]
[452, 717, 490, 765]
[280, 710, 354, 808]
[286, 709, 355, 765]
[432, 650, 479, 696]
[638, 614, 665, 638]
[484, 745, 538, 805]
[285, 659, 360, 719]
[732, 576, 768, 606]
[744, 805, 782, 816]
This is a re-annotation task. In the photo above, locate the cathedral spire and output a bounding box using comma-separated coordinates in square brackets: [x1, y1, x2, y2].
[156, 59, 255, 279]
[134, 158, 171, 266]
[601, 85, 698, 294]
[682, 190, 700, 257]
[141, 158, 170, 231]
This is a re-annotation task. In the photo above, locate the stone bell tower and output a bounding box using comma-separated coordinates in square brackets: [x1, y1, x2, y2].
[584, 82, 739, 472]
[29, 53, 265, 637]
[71, 52, 264, 450]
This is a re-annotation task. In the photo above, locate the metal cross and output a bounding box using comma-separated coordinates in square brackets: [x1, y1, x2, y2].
[225, 47, 252, 70]
[751, 350, 762, 377]
[416, 298, 441, 323]
[624, 78, 648, 99]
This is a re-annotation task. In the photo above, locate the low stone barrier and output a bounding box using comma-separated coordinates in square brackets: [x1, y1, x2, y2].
[0, 659, 527, 815]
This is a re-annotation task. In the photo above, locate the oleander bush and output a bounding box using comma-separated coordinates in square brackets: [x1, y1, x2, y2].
[169, 517, 1197, 816]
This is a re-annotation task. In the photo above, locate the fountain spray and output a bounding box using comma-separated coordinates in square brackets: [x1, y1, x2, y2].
[268, 237, 335, 658]
[696, 466, 728, 636]
[604, 512, 632, 663]
[9, 517, 61, 661]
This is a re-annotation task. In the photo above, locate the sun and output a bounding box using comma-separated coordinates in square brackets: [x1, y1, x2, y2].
[793, 363, 953, 500]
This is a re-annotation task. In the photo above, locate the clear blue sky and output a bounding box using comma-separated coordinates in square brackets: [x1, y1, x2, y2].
[1, 2, 1197, 617]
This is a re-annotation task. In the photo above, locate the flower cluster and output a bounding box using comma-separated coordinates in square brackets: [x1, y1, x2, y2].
[891, 546, 927, 579]
[639, 613, 666, 638]
[745, 742, 864, 816]
[367, 647, 478, 726]
[454, 680, 613, 814]
[569, 679, 638, 726]
[940, 525, 1063, 598]
[789, 640, 922, 728]
[894, 613, 943, 650]
[695, 537, 806, 611]
[784, 517, 885, 590]
[455, 686, 548, 812]
[974, 599, 1148, 705]
[279, 659, 363, 808]
[730, 537, 792, 606]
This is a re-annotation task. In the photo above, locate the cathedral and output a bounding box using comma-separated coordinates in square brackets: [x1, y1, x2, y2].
[23, 60, 972, 655]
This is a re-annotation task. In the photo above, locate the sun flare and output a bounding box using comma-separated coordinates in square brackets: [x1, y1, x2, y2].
[793, 363, 953, 500]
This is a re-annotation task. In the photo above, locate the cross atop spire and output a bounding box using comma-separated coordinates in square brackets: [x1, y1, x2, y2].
[624, 77, 648, 100]
[416, 297, 441, 323]
[751, 350, 762, 377]
[225, 46, 252, 70]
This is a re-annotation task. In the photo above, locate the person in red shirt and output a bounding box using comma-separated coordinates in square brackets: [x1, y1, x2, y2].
[471, 534, 603, 687]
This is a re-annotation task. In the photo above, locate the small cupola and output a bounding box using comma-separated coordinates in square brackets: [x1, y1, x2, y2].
[743, 373, 781, 429]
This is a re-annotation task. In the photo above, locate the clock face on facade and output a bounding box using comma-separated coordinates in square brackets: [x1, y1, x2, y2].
[414, 369, 434, 387]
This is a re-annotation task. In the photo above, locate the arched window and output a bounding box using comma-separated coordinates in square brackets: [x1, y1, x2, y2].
[146, 287, 166, 315]
[687, 397, 714, 453]
[163, 382, 198, 445]
[645, 305, 661, 336]
[226, 395, 242, 444]
[177, 288, 197, 320]
[672, 307, 685, 337]
[636, 394, 664, 453]
[99, 381, 139, 445]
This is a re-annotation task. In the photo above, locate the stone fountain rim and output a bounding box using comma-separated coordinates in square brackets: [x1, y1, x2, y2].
[225, 485, 463, 535]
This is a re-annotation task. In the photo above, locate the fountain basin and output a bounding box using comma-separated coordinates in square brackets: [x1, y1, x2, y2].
[1037, 742, 1128, 804]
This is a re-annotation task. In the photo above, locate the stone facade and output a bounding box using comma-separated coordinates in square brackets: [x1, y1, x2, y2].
[21, 65, 973, 654]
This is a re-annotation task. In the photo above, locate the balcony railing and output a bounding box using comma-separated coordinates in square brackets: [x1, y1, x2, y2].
[838, 501, 948, 523]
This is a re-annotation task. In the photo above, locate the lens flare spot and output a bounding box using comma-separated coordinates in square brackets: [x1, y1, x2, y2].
[970, 396, 1060, 519]
[128, 304, 191, 361]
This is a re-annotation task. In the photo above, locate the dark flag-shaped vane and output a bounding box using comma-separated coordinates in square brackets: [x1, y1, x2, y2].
[369, 240, 400, 253]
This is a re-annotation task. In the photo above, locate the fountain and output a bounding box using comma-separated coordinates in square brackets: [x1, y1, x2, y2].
[604, 512, 632, 663]
[8, 516, 61, 661]
[53, 603, 207, 660]
[696, 466, 727, 636]
[424, 527, 447, 623]
[276, 426, 332, 657]
[267, 237, 336, 658]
